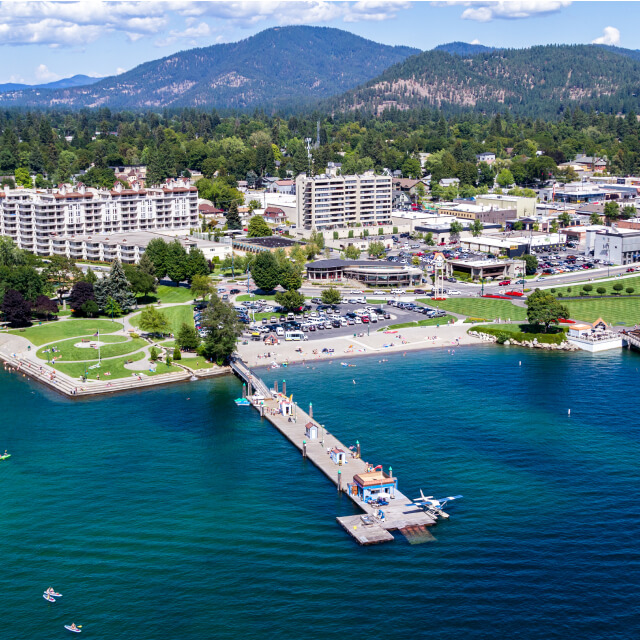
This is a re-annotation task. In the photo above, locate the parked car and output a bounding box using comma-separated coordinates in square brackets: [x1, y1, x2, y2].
[498, 280, 511, 286]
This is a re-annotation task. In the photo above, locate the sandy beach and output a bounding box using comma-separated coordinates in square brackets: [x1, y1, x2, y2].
[236, 321, 487, 368]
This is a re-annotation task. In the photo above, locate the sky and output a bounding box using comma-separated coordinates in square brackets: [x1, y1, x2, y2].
[1, 1, 639, 84]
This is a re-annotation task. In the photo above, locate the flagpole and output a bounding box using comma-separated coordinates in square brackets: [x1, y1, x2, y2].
[98, 329, 101, 364]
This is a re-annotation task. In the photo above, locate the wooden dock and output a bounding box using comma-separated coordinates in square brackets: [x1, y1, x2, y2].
[230, 357, 436, 545]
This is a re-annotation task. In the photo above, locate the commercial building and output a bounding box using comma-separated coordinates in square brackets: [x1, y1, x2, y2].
[348, 468, 398, 502]
[592, 228, 640, 265]
[438, 202, 517, 225]
[0, 178, 198, 256]
[305, 259, 422, 287]
[295, 172, 392, 231]
[232, 236, 301, 254]
[474, 194, 537, 218]
[460, 232, 566, 257]
[447, 259, 519, 281]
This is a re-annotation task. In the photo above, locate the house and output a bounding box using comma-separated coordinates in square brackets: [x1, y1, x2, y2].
[440, 178, 460, 188]
[199, 203, 225, 216]
[305, 422, 318, 440]
[476, 152, 496, 165]
[268, 179, 295, 195]
[263, 206, 287, 225]
[330, 448, 347, 465]
[574, 155, 608, 172]
[392, 178, 428, 197]
[393, 190, 412, 208]
[349, 466, 398, 502]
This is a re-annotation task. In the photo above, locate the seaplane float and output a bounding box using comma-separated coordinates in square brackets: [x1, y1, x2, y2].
[409, 490, 463, 520]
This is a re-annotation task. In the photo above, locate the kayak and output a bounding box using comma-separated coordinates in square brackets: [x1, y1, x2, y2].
[43, 594, 56, 602]
[44, 591, 62, 597]
[64, 626, 81, 633]
[0, 454, 10, 460]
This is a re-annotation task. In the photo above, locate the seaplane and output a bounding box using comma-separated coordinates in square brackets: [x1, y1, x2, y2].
[410, 490, 463, 519]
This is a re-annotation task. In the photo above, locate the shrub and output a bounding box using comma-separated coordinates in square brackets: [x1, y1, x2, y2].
[149, 346, 159, 361]
[579, 291, 587, 296]
[557, 292, 563, 297]
[495, 332, 511, 344]
[173, 347, 182, 360]
[165, 354, 172, 366]
[583, 284, 593, 293]
[550, 288, 556, 293]
[597, 287, 606, 295]
[333, 231, 339, 240]
[130, 332, 139, 339]
[613, 283, 624, 294]
[378, 228, 384, 235]
[626, 287, 635, 295]
[393, 226, 398, 234]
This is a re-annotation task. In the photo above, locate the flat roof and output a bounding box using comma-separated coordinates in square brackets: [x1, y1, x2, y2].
[353, 471, 395, 487]
[235, 237, 300, 248]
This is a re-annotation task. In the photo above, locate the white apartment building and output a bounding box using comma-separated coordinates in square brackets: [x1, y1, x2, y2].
[295, 172, 392, 231]
[0, 178, 198, 256]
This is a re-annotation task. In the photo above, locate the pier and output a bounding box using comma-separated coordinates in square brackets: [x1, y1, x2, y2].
[230, 357, 436, 545]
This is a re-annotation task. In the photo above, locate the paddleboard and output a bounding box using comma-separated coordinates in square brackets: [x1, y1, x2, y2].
[0, 454, 10, 460]
[64, 626, 81, 633]
[43, 594, 55, 602]
[44, 591, 62, 597]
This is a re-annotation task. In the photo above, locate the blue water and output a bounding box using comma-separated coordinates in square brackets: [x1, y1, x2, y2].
[1, 345, 639, 639]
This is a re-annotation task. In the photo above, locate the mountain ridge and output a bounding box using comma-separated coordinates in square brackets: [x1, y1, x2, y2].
[0, 74, 102, 93]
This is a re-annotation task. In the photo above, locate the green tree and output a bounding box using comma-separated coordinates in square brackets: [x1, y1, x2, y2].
[144, 238, 169, 278]
[310, 230, 325, 250]
[424, 232, 435, 246]
[83, 267, 98, 285]
[250, 251, 280, 291]
[401, 157, 422, 178]
[165, 240, 189, 283]
[367, 241, 386, 258]
[604, 201, 620, 222]
[123, 264, 156, 303]
[470, 219, 484, 237]
[321, 286, 341, 305]
[596, 287, 606, 295]
[279, 261, 302, 291]
[343, 245, 361, 259]
[14, 167, 31, 188]
[626, 287, 635, 295]
[226, 201, 242, 230]
[621, 205, 636, 220]
[496, 168, 514, 188]
[173, 347, 182, 361]
[248, 199, 261, 212]
[149, 346, 159, 361]
[139, 305, 170, 335]
[449, 220, 464, 242]
[104, 296, 123, 318]
[522, 254, 538, 275]
[200, 295, 243, 364]
[613, 282, 624, 295]
[186, 248, 209, 281]
[582, 284, 593, 295]
[526, 289, 569, 332]
[81, 299, 99, 317]
[275, 289, 305, 312]
[590, 212, 603, 226]
[289, 244, 308, 271]
[558, 211, 572, 227]
[176, 322, 201, 350]
[191, 274, 212, 300]
[247, 216, 273, 237]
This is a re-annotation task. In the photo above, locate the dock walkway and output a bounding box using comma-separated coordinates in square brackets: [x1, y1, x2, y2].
[230, 356, 435, 545]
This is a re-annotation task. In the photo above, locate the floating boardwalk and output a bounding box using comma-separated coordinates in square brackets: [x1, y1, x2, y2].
[230, 357, 436, 545]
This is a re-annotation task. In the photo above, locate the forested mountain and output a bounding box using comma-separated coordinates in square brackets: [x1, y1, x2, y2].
[433, 42, 496, 57]
[0, 27, 418, 111]
[332, 44, 640, 117]
[0, 75, 101, 93]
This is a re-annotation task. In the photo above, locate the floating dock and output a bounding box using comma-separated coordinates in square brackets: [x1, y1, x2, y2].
[230, 357, 436, 545]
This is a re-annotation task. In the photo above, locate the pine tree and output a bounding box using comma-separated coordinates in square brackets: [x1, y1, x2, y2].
[226, 201, 242, 230]
[138, 252, 157, 279]
[95, 260, 136, 312]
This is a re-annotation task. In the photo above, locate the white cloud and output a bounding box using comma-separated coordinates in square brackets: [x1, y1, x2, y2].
[115, 67, 127, 75]
[34, 63, 61, 82]
[470, 38, 481, 44]
[592, 26, 620, 46]
[446, 1, 572, 23]
[156, 21, 213, 47]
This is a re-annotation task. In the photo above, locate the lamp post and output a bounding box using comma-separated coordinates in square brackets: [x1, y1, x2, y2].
[321, 424, 325, 447]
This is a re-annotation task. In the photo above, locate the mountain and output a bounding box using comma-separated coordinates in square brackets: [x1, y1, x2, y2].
[331, 44, 640, 117]
[0, 74, 101, 93]
[598, 44, 640, 63]
[0, 27, 419, 111]
[433, 42, 496, 57]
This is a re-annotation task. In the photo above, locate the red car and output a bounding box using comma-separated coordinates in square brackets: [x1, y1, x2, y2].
[361, 315, 369, 323]
[498, 280, 511, 286]
[627, 268, 636, 273]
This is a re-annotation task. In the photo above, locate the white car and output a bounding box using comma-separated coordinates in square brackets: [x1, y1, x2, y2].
[263, 305, 275, 313]
[447, 289, 462, 295]
[354, 317, 362, 324]
[349, 289, 363, 294]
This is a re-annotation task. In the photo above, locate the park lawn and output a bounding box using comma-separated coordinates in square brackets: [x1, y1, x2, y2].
[138, 284, 195, 305]
[562, 297, 640, 326]
[470, 323, 567, 344]
[418, 297, 527, 321]
[37, 336, 147, 362]
[52, 351, 177, 381]
[9, 318, 123, 346]
[380, 315, 457, 330]
[179, 356, 216, 370]
[548, 275, 640, 297]
[130, 305, 194, 334]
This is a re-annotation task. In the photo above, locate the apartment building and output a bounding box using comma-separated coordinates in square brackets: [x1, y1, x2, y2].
[295, 172, 392, 231]
[0, 178, 198, 256]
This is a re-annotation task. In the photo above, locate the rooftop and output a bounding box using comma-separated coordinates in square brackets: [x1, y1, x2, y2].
[353, 470, 395, 487]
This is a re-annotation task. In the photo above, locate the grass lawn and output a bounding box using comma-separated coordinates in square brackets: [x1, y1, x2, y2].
[418, 297, 527, 321]
[138, 284, 195, 305]
[179, 356, 215, 370]
[130, 305, 194, 334]
[547, 275, 640, 298]
[37, 336, 147, 362]
[470, 323, 567, 344]
[52, 351, 177, 381]
[380, 315, 457, 330]
[9, 319, 123, 346]
[562, 298, 640, 326]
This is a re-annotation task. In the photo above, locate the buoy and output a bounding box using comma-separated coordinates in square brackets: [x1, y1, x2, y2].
[519, 361, 521, 366]
[568, 409, 571, 416]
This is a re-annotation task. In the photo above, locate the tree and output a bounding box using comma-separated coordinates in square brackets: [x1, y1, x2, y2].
[173, 347, 182, 361]
[310, 230, 325, 250]
[139, 305, 170, 335]
[1, 289, 31, 327]
[590, 212, 603, 226]
[626, 287, 635, 295]
[558, 211, 572, 227]
[582, 284, 593, 295]
[144, 238, 169, 278]
[604, 201, 620, 223]
[200, 295, 243, 364]
[613, 282, 624, 295]
[401, 157, 422, 178]
[621, 205, 636, 220]
[496, 169, 514, 188]
[14, 167, 31, 188]
[149, 346, 159, 362]
[247, 216, 273, 237]
[248, 199, 261, 212]
[45, 255, 81, 302]
[138, 252, 157, 279]
[343, 245, 361, 259]
[123, 264, 156, 303]
[550, 220, 559, 234]
[83, 267, 98, 285]
[250, 251, 280, 292]
[596, 287, 606, 295]
[526, 289, 569, 332]
[289, 244, 307, 271]
[95, 260, 136, 312]
[279, 261, 302, 291]
[186, 248, 210, 281]
[82, 300, 99, 317]
[522, 254, 538, 275]
[191, 274, 212, 300]
[68, 281, 95, 315]
[449, 220, 464, 242]
[321, 286, 341, 305]
[176, 322, 200, 350]
[165, 240, 189, 283]
[275, 289, 305, 312]
[424, 232, 435, 246]
[367, 241, 386, 258]
[32, 295, 58, 320]
[226, 201, 242, 230]
[470, 219, 484, 237]
[104, 297, 123, 318]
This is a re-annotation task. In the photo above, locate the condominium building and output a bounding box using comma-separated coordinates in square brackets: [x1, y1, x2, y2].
[0, 178, 198, 256]
[295, 172, 392, 231]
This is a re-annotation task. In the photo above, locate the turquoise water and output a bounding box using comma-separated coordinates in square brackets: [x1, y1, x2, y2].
[1, 345, 639, 639]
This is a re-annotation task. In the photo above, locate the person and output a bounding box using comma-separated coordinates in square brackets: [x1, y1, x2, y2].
[70, 623, 78, 631]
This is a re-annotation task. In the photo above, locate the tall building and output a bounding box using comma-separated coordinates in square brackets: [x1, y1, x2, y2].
[295, 172, 392, 231]
[0, 178, 198, 256]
